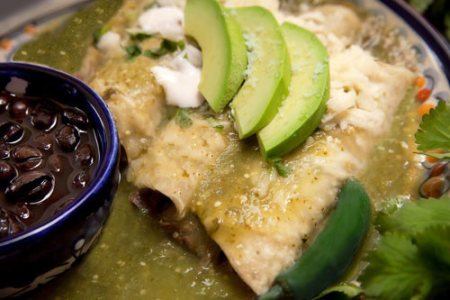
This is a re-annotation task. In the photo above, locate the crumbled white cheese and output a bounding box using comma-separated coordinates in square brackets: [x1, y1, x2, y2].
[320, 46, 413, 134]
[151, 56, 204, 108]
[97, 31, 123, 55]
[243, 32, 257, 78]
[138, 7, 184, 41]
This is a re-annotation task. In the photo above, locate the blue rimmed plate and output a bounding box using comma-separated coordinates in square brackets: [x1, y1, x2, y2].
[0, 0, 449, 298]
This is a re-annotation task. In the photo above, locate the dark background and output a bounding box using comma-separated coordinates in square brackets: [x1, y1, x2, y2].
[405, 0, 450, 41]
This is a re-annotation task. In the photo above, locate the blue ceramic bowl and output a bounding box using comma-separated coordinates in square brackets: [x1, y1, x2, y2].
[0, 62, 120, 297]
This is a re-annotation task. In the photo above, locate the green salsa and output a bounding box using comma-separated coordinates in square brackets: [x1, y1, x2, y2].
[25, 182, 253, 299]
[13, 0, 123, 73]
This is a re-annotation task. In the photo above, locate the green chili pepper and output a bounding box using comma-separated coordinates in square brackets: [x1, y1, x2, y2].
[259, 179, 371, 300]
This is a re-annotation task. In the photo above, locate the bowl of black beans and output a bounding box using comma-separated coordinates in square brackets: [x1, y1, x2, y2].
[0, 62, 120, 297]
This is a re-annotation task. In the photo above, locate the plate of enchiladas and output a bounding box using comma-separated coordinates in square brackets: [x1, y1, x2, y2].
[0, 0, 449, 299]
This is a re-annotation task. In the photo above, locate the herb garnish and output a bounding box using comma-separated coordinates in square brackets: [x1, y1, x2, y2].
[415, 101, 450, 159]
[206, 117, 224, 131]
[124, 44, 142, 60]
[360, 197, 450, 300]
[129, 32, 153, 42]
[174, 109, 192, 128]
[269, 157, 292, 177]
[144, 39, 185, 58]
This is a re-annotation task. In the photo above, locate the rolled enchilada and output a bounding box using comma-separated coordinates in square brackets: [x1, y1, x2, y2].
[87, 0, 415, 294]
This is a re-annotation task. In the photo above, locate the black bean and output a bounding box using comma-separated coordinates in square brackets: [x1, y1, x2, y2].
[0, 89, 99, 239]
[30, 104, 57, 131]
[47, 154, 64, 173]
[55, 125, 80, 152]
[0, 209, 8, 238]
[0, 143, 10, 159]
[15, 203, 31, 219]
[12, 145, 43, 170]
[0, 209, 26, 239]
[33, 133, 54, 151]
[75, 144, 94, 167]
[0, 121, 24, 144]
[9, 99, 28, 119]
[62, 108, 89, 129]
[12, 145, 42, 161]
[5, 171, 55, 203]
[0, 161, 17, 184]
[72, 171, 90, 189]
[119, 144, 128, 173]
[0, 94, 9, 112]
[7, 215, 26, 235]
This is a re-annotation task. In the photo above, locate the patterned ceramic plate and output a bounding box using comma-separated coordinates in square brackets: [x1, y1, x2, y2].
[0, 0, 449, 299]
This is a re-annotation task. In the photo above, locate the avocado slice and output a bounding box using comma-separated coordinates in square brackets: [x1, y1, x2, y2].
[230, 7, 291, 138]
[257, 22, 330, 158]
[184, 0, 248, 112]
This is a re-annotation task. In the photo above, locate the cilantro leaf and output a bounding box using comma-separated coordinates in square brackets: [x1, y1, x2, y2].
[415, 101, 450, 159]
[415, 226, 450, 268]
[124, 44, 142, 60]
[144, 39, 185, 59]
[361, 198, 450, 300]
[269, 157, 292, 177]
[174, 109, 192, 128]
[129, 32, 152, 42]
[377, 196, 450, 234]
[360, 233, 433, 300]
[206, 117, 224, 131]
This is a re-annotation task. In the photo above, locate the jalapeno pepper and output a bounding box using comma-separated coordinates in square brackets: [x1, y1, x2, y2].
[259, 179, 371, 300]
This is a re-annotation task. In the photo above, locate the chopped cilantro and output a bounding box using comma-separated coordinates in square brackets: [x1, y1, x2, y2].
[93, 24, 111, 44]
[206, 117, 224, 131]
[124, 44, 142, 60]
[360, 197, 450, 300]
[415, 101, 450, 159]
[129, 32, 152, 42]
[174, 109, 192, 128]
[269, 157, 291, 177]
[144, 39, 185, 59]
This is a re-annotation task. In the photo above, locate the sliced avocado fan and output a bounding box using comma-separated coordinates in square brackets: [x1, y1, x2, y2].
[184, 0, 248, 112]
[230, 6, 291, 138]
[257, 22, 330, 158]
